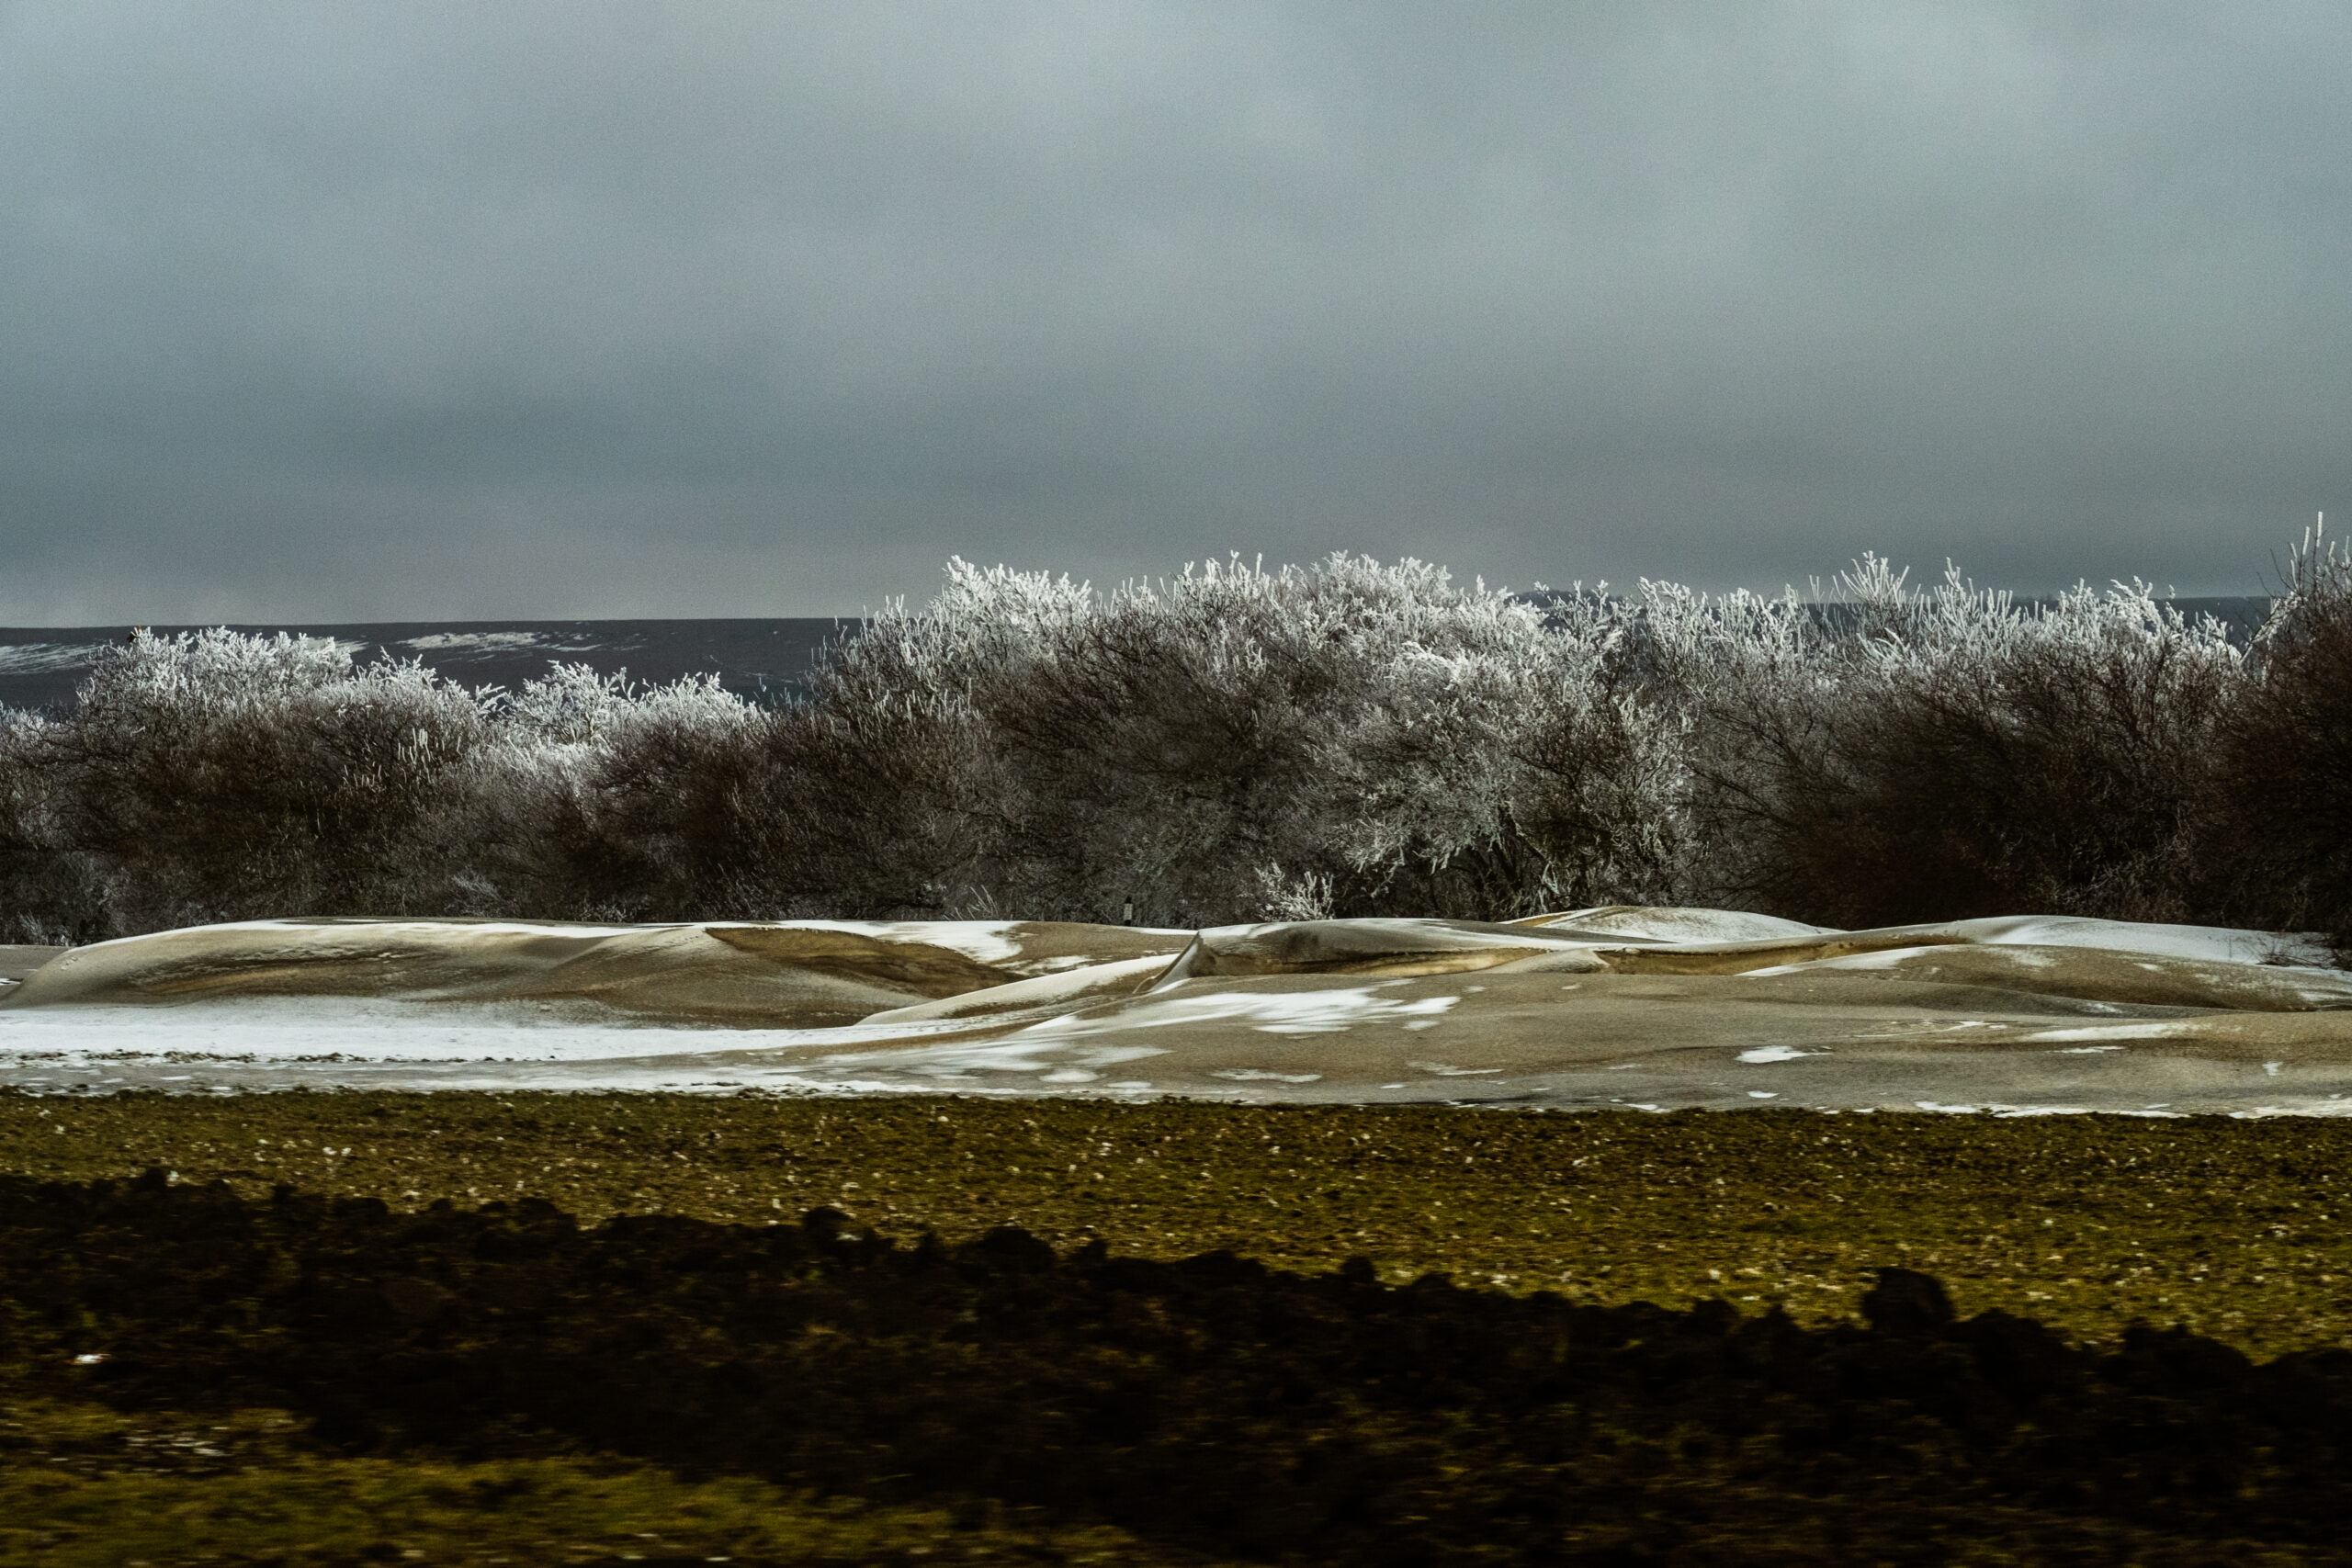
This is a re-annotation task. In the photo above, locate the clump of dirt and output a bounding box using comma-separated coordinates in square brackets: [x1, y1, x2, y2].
[9, 1170, 2352, 1564]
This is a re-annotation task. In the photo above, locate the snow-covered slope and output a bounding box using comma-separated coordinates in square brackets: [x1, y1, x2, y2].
[6, 908, 2350, 1113]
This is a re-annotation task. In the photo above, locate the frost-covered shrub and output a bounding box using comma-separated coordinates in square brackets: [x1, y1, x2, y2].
[779, 563, 1082, 919]
[45, 629, 496, 932]
[0, 710, 106, 943]
[0, 547, 2335, 943]
[639, 555, 1702, 928]
[487, 664, 782, 920]
[2216, 528, 2352, 953]
[970, 556, 1481, 923]
[933, 556, 1689, 924]
[1623, 572, 1846, 915]
[1502, 591, 1696, 913]
[1659, 560, 2244, 928]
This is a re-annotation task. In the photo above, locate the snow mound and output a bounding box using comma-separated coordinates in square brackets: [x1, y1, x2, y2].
[1154, 919, 1611, 984]
[1514, 907, 1838, 944]
[6, 908, 2352, 1113]
[1, 919, 1189, 1028]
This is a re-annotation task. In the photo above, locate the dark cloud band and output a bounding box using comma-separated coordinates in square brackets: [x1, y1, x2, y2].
[1, 1, 2345, 618]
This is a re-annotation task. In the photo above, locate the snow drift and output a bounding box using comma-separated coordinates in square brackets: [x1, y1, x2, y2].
[7, 908, 2352, 1113]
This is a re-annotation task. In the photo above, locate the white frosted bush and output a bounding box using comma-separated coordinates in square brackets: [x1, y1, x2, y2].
[46, 629, 496, 931]
[486, 666, 776, 919]
[878, 553, 1694, 923]
[0, 553, 2309, 940]
[2216, 525, 2352, 953]
[1649, 560, 2245, 925]
[0, 707, 104, 943]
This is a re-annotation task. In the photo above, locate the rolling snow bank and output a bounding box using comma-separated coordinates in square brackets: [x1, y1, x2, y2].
[5, 908, 2352, 1112]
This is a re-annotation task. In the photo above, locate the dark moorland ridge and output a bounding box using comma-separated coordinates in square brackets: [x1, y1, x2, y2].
[9, 1168, 2352, 1565]
[0, 598, 2269, 712]
[0, 617, 858, 711]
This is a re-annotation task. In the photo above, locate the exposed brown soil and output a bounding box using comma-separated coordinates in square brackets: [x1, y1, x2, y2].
[7, 1096, 2352, 1562]
[6, 1095, 2352, 1353]
[6, 1168, 2352, 1564]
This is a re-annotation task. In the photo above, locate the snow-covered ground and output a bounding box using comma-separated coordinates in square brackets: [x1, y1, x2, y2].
[6, 909, 2352, 1112]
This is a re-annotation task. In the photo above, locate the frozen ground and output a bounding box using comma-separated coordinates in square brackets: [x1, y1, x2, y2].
[5, 909, 2351, 1112]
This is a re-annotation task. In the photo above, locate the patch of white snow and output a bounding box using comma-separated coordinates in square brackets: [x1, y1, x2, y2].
[1737, 1045, 1826, 1064]
[1017, 987, 1459, 1039]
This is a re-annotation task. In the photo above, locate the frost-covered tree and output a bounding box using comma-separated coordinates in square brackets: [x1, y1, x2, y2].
[2217, 525, 2352, 954]
[487, 663, 776, 919]
[41, 629, 496, 931]
[0, 708, 106, 943]
[919, 554, 1690, 924]
[0, 547, 2331, 943]
[1653, 559, 2244, 927]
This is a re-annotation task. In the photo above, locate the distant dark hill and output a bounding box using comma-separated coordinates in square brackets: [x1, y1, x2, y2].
[0, 617, 860, 713]
[0, 598, 2276, 715]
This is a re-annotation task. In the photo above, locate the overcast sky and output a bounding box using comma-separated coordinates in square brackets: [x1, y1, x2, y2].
[3, 2, 2348, 620]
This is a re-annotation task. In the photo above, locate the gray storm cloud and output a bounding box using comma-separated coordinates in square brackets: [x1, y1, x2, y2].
[1, 1, 2346, 619]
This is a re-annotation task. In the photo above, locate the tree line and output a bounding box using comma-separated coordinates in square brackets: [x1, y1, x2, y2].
[4, 539, 2347, 954]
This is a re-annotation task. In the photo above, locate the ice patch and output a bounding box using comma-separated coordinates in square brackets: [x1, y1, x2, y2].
[1408, 1061, 1502, 1077]
[0, 997, 987, 1064]
[1737, 1045, 1826, 1064]
[2021, 1022, 2199, 1043]
[1943, 915, 2329, 967]
[1525, 907, 1833, 944]
[70, 917, 667, 950]
[1912, 1100, 2187, 1119]
[790, 1036, 1168, 1082]
[1742, 944, 1951, 976]
[2232, 1100, 2352, 1118]
[1210, 1068, 1323, 1083]
[839, 919, 1188, 968]
[1017, 987, 1459, 1039]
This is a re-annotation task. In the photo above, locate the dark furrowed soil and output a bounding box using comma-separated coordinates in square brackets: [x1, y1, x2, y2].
[6, 1094, 2352, 1353]
[6, 1169, 2352, 1566]
[8, 1096, 2352, 1564]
